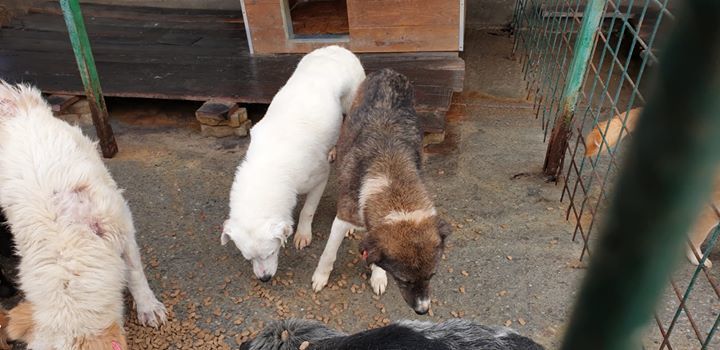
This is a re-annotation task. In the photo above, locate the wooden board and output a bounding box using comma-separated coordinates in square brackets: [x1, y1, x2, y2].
[0, 3, 464, 134]
[29, 1, 244, 24]
[243, 0, 460, 54]
[347, 0, 459, 28]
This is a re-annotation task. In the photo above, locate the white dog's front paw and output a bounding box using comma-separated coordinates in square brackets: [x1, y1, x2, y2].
[294, 230, 312, 250]
[687, 248, 713, 268]
[136, 297, 168, 328]
[327, 146, 337, 163]
[370, 268, 387, 295]
[312, 269, 330, 292]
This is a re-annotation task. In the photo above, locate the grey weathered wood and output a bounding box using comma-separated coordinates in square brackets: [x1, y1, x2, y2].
[47, 94, 80, 113]
[196, 101, 240, 126]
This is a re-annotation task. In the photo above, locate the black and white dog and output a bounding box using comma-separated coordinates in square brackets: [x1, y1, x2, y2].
[240, 318, 544, 350]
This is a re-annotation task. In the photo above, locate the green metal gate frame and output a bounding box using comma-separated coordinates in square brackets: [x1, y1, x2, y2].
[60, 0, 118, 158]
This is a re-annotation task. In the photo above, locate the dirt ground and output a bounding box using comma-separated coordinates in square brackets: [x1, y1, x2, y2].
[1, 30, 590, 349]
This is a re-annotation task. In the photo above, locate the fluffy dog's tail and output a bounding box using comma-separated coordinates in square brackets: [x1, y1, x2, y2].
[0, 80, 48, 122]
[6, 302, 35, 344]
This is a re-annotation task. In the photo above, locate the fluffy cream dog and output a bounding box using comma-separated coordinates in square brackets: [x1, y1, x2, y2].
[222, 45, 365, 282]
[0, 81, 166, 349]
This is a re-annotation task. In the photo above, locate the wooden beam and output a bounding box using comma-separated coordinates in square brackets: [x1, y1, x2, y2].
[47, 94, 80, 113]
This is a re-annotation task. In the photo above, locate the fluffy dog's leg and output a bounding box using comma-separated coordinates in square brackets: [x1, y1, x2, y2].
[312, 217, 355, 292]
[295, 173, 329, 250]
[121, 209, 167, 327]
[6, 302, 34, 344]
[124, 235, 167, 327]
[369, 264, 388, 295]
[687, 205, 717, 268]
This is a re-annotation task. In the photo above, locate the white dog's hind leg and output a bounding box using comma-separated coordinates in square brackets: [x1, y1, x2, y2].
[294, 173, 329, 250]
[123, 227, 167, 327]
[370, 264, 388, 295]
[312, 217, 355, 292]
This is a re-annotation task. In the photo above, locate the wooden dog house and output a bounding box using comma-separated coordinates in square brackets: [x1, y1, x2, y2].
[241, 0, 466, 54]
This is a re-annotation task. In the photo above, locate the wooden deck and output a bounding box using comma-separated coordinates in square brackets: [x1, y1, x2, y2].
[0, 2, 464, 134]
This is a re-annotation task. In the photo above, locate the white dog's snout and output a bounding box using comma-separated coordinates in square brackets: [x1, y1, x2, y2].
[252, 254, 279, 281]
[415, 297, 431, 314]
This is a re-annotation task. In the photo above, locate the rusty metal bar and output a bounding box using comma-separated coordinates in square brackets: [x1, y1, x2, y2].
[543, 0, 606, 177]
[59, 0, 118, 158]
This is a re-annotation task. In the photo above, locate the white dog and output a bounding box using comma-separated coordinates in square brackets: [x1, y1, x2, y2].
[221, 45, 365, 282]
[0, 81, 166, 349]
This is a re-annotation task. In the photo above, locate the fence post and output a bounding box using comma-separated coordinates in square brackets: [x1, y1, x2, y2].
[59, 0, 118, 158]
[561, 1, 720, 349]
[542, 0, 606, 177]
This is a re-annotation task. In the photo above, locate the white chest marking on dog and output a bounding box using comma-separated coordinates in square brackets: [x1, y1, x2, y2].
[383, 207, 437, 224]
[359, 175, 390, 217]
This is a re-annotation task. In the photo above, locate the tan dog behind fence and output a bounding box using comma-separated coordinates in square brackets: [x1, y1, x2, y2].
[585, 107, 717, 267]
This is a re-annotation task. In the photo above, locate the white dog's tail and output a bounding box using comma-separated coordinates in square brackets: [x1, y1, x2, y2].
[0, 80, 48, 122]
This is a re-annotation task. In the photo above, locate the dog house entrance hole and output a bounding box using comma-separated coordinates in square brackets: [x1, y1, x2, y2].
[286, 0, 349, 39]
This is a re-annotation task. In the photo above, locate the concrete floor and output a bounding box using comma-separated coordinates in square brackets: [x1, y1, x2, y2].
[4, 30, 586, 349]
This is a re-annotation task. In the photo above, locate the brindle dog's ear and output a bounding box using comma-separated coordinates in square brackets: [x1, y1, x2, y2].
[359, 236, 383, 265]
[437, 218, 452, 245]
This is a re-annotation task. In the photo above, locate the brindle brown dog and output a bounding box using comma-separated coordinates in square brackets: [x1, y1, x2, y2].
[311, 69, 450, 314]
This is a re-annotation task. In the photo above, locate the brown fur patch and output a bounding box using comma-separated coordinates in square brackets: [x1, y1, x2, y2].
[6, 302, 35, 343]
[370, 218, 441, 274]
[0, 308, 10, 350]
[74, 322, 127, 350]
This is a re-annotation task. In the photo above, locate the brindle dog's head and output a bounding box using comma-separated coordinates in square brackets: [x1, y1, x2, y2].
[360, 218, 451, 314]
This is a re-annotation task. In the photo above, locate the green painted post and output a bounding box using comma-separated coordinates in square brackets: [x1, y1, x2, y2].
[543, 0, 606, 177]
[59, 0, 118, 158]
[561, 1, 720, 349]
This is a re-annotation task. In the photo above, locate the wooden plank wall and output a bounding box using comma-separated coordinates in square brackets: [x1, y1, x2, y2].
[347, 0, 460, 52]
[244, 0, 460, 54]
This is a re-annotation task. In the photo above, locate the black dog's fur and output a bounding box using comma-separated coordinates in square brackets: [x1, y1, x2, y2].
[0, 210, 17, 297]
[241, 318, 545, 350]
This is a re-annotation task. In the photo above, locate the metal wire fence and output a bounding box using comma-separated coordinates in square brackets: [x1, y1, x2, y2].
[512, 0, 719, 348]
